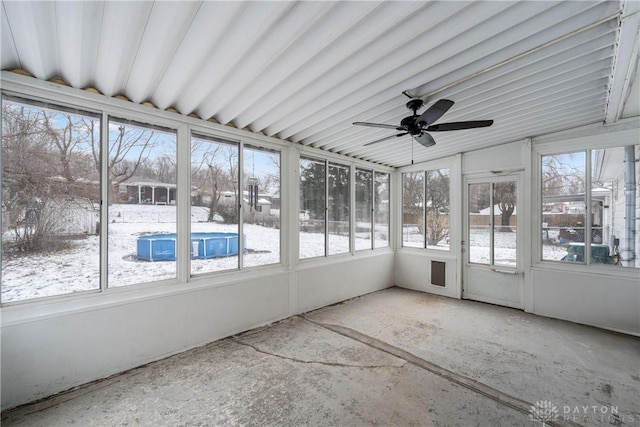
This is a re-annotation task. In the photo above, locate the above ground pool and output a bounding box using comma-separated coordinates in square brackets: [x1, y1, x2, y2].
[137, 232, 246, 261]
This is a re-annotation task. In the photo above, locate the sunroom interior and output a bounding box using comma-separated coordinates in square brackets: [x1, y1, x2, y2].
[1, 0, 639, 417]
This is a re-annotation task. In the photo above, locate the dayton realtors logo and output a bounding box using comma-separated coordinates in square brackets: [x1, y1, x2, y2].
[529, 400, 635, 425]
[529, 401, 559, 425]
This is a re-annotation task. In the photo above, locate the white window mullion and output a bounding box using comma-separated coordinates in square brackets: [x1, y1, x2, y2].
[585, 150, 592, 265]
[325, 160, 329, 257]
[238, 140, 244, 269]
[176, 125, 190, 283]
[100, 112, 109, 291]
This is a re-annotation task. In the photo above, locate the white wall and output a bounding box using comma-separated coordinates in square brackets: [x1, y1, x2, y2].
[1, 273, 290, 410]
[297, 252, 395, 312]
[396, 251, 458, 298]
[531, 267, 640, 334]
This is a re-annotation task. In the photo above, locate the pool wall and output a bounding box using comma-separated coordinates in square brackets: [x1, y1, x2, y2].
[137, 232, 246, 261]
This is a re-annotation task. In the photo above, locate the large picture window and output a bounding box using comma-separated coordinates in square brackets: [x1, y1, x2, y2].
[108, 119, 177, 287]
[402, 168, 450, 250]
[355, 169, 373, 251]
[374, 172, 390, 248]
[191, 135, 240, 274]
[299, 157, 326, 259]
[328, 163, 350, 255]
[426, 169, 450, 250]
[541, 145, 639, 268]
[2, 98, 101, 302]
[242, 145, 280, 267]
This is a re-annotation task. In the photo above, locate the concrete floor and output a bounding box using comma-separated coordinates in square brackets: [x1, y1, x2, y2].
[2, 287, 639, 426]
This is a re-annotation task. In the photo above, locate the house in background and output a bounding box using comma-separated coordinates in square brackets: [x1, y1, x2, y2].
[118, 177, 177, 205]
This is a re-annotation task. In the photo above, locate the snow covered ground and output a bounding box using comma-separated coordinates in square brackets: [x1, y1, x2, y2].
[2, 204, 385, 302]
[2, 204, 573, 303]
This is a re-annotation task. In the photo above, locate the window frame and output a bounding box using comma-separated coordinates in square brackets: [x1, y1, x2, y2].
[0, 84, 290, 307]
[401, 167, 452, 252]
[534, 128, 640, 272]
[106, 116, 180, 288]
[1, 95, 105, 304]
[0, 77, 392, 307]
[355, 167, 374, 251]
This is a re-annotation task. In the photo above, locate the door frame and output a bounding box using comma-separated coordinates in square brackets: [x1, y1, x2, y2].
[462, 172, 525, 309]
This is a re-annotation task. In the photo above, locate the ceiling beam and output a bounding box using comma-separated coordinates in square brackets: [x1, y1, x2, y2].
[604, 0, 640, 123]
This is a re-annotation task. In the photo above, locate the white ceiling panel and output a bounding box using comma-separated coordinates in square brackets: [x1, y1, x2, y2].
[54, 1, 104, 88]
[124, 1, 201, 104]
[1, 0, 637, 168]
[94, 1, 153, 97]
[0, 3, 19, 70]
[2, 1, 59, 80]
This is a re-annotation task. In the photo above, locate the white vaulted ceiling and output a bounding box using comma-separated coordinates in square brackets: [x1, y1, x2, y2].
[1, 0, 638, 167]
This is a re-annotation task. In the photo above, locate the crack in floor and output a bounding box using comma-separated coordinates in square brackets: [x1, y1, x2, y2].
[300, 315, 583, 427]
[232, 337, 407, 370]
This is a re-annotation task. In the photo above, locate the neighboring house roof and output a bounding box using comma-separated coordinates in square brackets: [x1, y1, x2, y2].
[120, 177, 176, 188]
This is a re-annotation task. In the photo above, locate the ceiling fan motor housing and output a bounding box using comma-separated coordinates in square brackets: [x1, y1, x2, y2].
[400, 115, 422, 135]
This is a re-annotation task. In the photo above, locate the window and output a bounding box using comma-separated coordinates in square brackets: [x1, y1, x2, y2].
[299, 157, 352, 258]
[108, 119, 177, 287]
[402, 172, 424, 248]
[355, 169, 373, 251]
[402, 168, 450, 250]
[541, 145, 639, 268]
[2, 98, 101, 302]
[328, 163, 350, 255]
[374, 172, 390, 248]
[541, 152, 586, 263]
[191, 135, 239, 274]
[242, 145, 280, 267]
[426, 169, 450, 250]
[299, 157, 325, 259]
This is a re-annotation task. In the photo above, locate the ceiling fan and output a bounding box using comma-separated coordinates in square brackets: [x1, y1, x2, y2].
[353, 98, 493, 148]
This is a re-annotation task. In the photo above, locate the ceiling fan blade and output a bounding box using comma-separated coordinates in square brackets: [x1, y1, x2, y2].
[414, 132, 436, 148]
[416, 99, 454, 126]
[353, 121, 405, 131]
[364, 132, 408, 146]
[426, 120, 494, 131]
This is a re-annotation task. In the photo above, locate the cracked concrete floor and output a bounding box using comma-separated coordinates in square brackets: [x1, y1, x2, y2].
[3, 287, 639, 426]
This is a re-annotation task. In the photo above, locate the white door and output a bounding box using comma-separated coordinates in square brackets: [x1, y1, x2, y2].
[463, 175, 523, 308]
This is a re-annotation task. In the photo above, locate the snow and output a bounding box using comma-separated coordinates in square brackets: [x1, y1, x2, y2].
[1, 204, 575, 303]
[2, 204, 385, 303]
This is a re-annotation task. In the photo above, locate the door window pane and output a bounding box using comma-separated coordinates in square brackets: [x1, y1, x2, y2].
[299, 158, 325, 259]
[242, 146, 280, 267]
[355, 169, 373, 251]
[493, 181, 517, 267]
[402, 172, 424, 248]
[328, 163, 350, 255]
[541, 152, 586, 262]
[426, 169, 450, 250]
[2, 99, 100, 302]
[190, 135, 239, 275]
[108, 120, 177, 287]
[468, 183, 491, 264]
[374, 172, 390, 248]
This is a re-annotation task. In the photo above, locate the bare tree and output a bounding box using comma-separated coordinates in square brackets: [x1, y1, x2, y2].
[2, 103, 67, 252]
[495, 181, 516, 232]
[542, 155, 585, 196]
[426, 170, 450, 246]
[86, 124, 157, 200]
